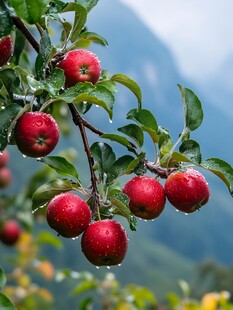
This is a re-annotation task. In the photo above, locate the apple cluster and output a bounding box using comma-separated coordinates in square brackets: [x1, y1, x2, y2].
[3, 45, 211, 267]
[123, 168, 210, 218]
[46, 192, 128, 267]
[0, 149, 12, 189]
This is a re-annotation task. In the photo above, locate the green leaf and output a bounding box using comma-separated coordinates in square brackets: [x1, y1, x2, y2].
[111, 74, 142, 109]
[0, 104, 21, 152]
[158, 126, 174, 156]
[106, 155, 135, 185]
[74, 0, 98, 12]
[79, 31, 108, 46]
[125, 152, 146, 174]
[108, 189, 137, 231]
[178, 84, 203, 131]
[118, 124, 144, 148]
[201, 158, 233, 196]
[0, 2, 13, 37]
[78, 297, 93, 310]
[27, 69, 65, 96]
[9, 0, 50, 24]
[41, 156, 79, 181]
[127, 109, 159, 143]
[71, 280, 97, 295]
[32, 179, 76, 211]
[35, 30, 54, 79]
[178, 139, 202, 165]
[0, 293, 16, 310]
[61, 3, 87, 42]
[0, 68, 19, 96]
[126, 285, 156, 308]
[59, 83, 115, 120]
[0, 267, 6, 290]
[90, 142, 116, 180]
[100, 134, 135, 152]
[37, 231, 63, 248]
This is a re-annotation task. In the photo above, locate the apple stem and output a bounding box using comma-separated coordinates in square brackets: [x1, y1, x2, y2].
[145, 160, 176, 178]
[68, 103, 99, 212]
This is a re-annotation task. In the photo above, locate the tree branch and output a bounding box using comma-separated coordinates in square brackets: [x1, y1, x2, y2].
[68, 103, 99, 212]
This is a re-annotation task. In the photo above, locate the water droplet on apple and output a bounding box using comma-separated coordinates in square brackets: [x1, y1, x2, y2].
[37, 157, 42, 161]
[117, 264, 122, 267]
[144, 219, 148, 222]
[22, 154, 27, 158]
[176, 209, 179, 212]
[106, 266, 111, 270]
[72, 236, 79, 240]
[185, 213, 189, 216]
[95, 266, 100, 269]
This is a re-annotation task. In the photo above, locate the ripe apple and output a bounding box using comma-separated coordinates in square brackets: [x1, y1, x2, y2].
[164, 168, 210, 213]
[14, 111, 59, 158]
[0, 220, 21, 246]
[46, 192, 92, 238]
[81, 219, 128, 267]
[122, 175, 166, 220]
[57, 49, 101, 87]
[0, 35, 13, 66]
[0, 167, 12, 188]
[0, 149, 9, 167]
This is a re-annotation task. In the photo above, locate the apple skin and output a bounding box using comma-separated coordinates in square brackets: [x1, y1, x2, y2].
[57, 49, 101, 87]
[0, 36, 13, 67]
[122, 175, 166, 220]
[0, 149, 9, 167]
[46, 192, 92, 238]
[0, 220, 21, 246]
[0, 167, 12, 189]
[14, 111, 59, 158]
[81, 219, 128, 267]
[164, 168, 210, 213]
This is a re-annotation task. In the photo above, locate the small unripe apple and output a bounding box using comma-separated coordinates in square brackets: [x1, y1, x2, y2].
[122, 175, 166, 220]
[81, 219, 128, 267]
[164, 168, 210, 213]
[57, 49, 101, 87]
[14, 111, 59, 158]
[46, 192, 92, 238]
[0, 167, 12, 188]
[0, 149, 9, 167]
[0, 220, 21, 246]
[0, 36, 13, 66]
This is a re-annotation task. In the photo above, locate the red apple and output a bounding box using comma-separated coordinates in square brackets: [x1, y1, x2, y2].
[122, 175, 166, 220]
[81, 219, 128, 267]
[0, 167, 12, 188]
[0, 220, 21, 246]
[57, 49, 101, 87]
[0, 36, 13, 67]
[164, 168, 210, 213]
[46, 192, 92, 238]
[14, 111, 59, 158]
[0, 149, 9, 167]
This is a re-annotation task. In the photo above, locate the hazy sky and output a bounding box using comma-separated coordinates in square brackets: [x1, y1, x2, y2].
[120, 1, 233, 82]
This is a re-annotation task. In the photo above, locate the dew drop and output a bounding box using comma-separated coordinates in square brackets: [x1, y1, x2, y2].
[109, 119, 113, 124]
[185, 213, 189, 216]
[95, 266, 100, 269]
[72, 236, 79, 240]
[22, 154, 27, 158]
[144, 219, 148, 222]
[117, 263, 122, 267]
[106, 266, 111, 270]
[176, 209, 179, 212]
[37, 157, 42, 161]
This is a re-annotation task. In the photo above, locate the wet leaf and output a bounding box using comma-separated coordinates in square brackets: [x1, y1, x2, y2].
[127, 109, 159, 143]
[106, 155, 135, 185]
[9, 0, 50, 24]
[100, 134, 135, 152]
[0, 103, 21, 152]
[178, 139, 202, 165]
[201, 158, 233, 196]
[178, 84, 203, 131]
[41, 156, 79, 181]
[79, 31, 108, 46]
[111, 74, 142, 109]
[118, 124, 144, 148]
[32, 179, 76, 211]
[71, 280, 97, 295]
[0, 1, 13, 37]
[90, 142, 116, 180]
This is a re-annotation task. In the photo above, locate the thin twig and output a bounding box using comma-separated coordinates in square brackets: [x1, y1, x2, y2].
[68, 103, 99, 212]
